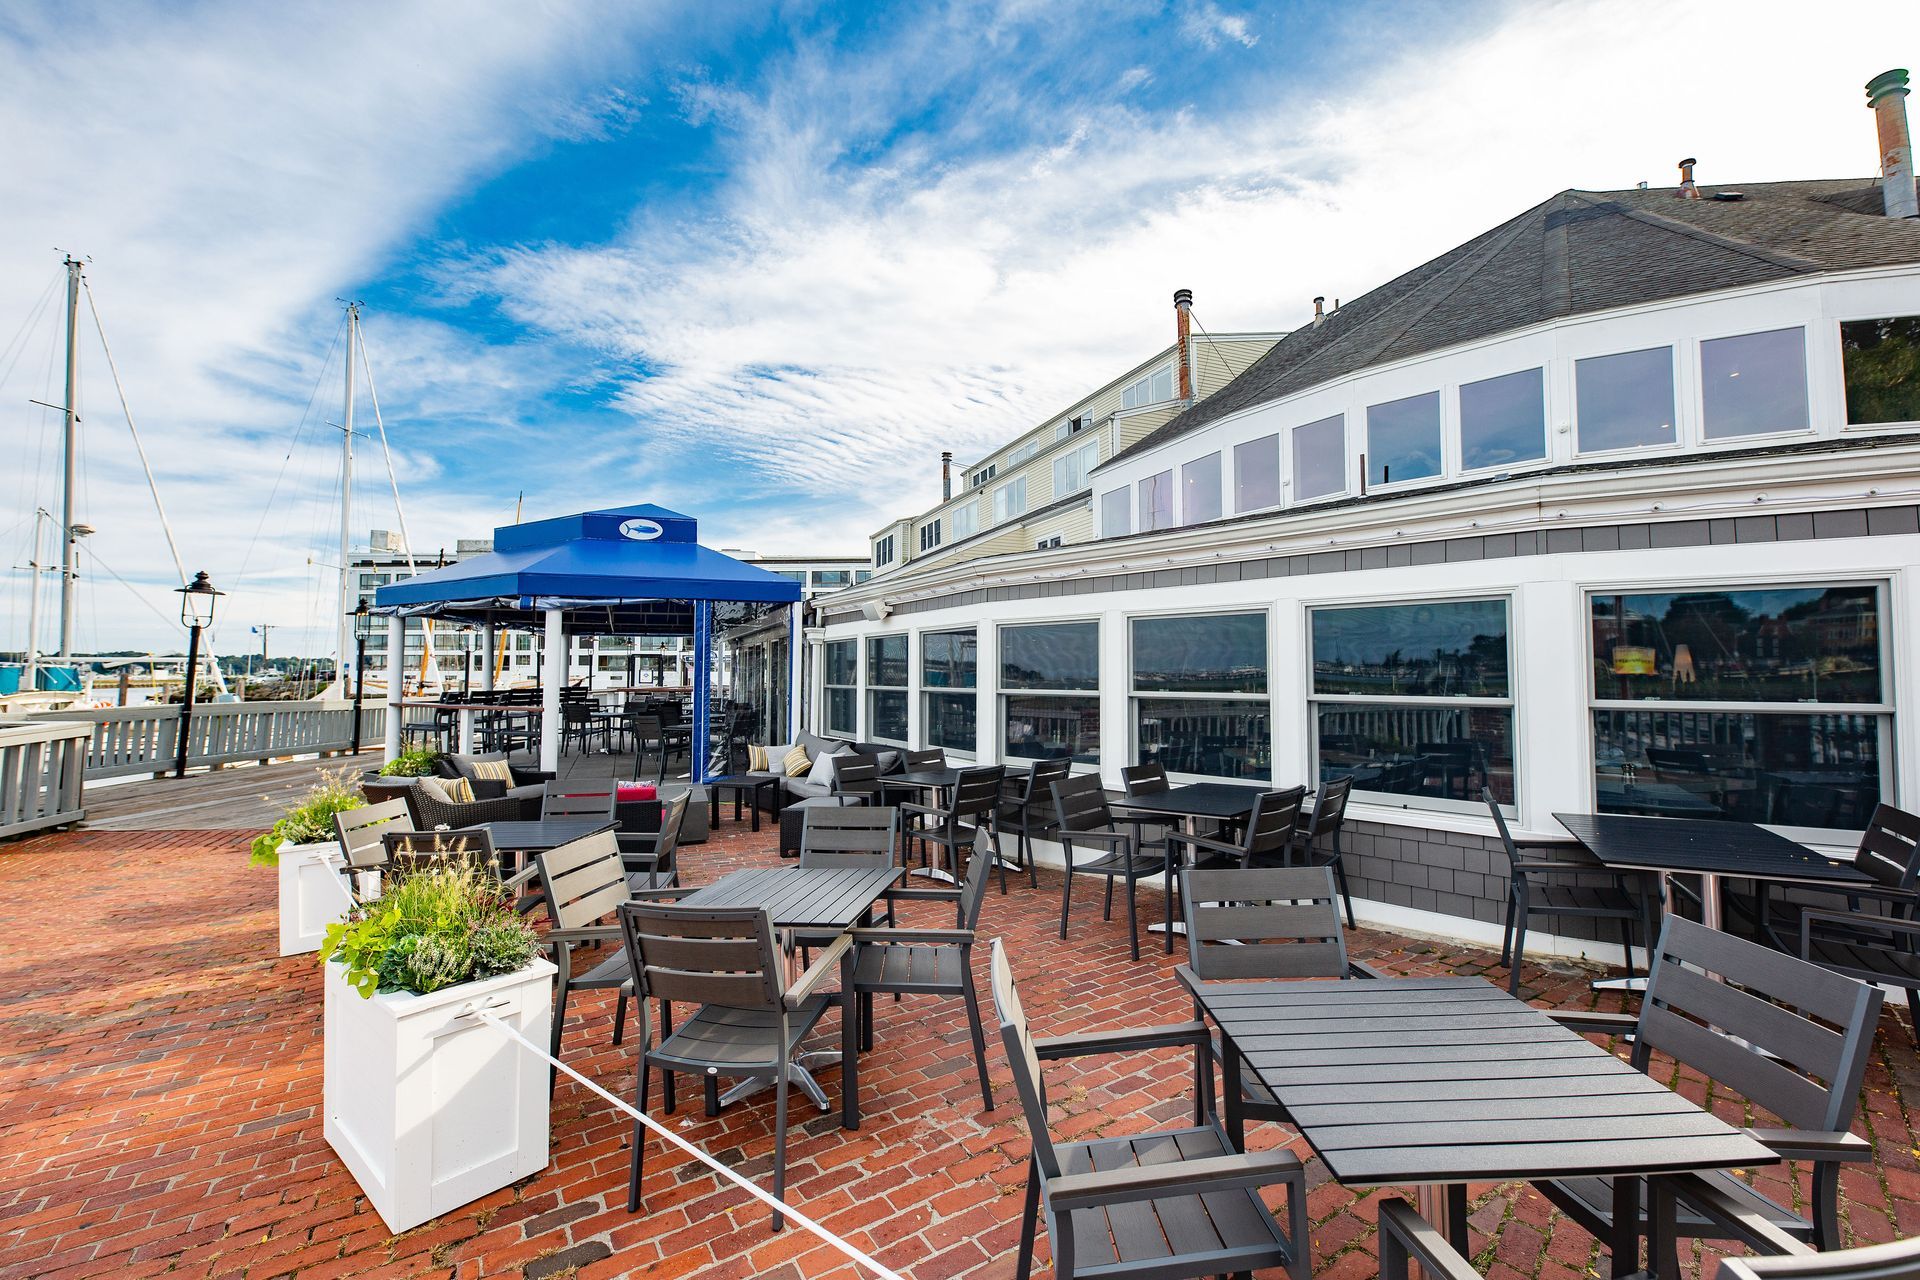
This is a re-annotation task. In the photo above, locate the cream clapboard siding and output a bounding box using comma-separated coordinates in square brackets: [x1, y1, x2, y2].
[1191, 335, 1281, 398]
[1115, 403, 1187, 449]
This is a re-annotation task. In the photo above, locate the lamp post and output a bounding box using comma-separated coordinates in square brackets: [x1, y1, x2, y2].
[460, 625, 475, 695]
[173, 571, 223, 778]
[350, 598, 372, 755]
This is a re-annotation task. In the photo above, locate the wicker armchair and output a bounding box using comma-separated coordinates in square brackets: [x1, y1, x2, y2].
[402, 779, 527, 830]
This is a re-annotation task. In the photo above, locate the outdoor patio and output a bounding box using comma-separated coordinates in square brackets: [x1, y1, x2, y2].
[3, 798, 1918, 1280]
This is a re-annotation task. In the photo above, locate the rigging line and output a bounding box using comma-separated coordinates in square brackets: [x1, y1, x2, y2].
[353, 322, 418, 574]
[0, 270, 62, 392]
[81, 277, 188, 587]
[231, 313, 348, 589]
[80, 544, 179, 631]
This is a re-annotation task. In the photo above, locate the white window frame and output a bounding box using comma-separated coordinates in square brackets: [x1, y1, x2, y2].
[999, 618, 1102, 766]
[865, 632, 911, 746]
[1101, 487, 1131, 538]
[1290, 413, 1347, 504]
[950, 500, 981, 540]
[1181, 451, 1222, 525]
[1128, 607, 1272, 783]
[1836, 312, 1920, 432]
[919, 521, 942, 552]
[823, 639, 858, 737]
[1456, 365, 1550, 477]
[991, 476, 1027, 525]
[1693, 324, 1815, 445]
[1138, 469, 1175, 532]
[1053, 440, 1100, 495]
[920, 627, 979, 759]
[1571, 344, 1680, 460]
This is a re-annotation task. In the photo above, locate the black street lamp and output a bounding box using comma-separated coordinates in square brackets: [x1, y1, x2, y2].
[351, 598, 373, 755]
[173, 571, 223, 778]
[459, 624, 475, 695]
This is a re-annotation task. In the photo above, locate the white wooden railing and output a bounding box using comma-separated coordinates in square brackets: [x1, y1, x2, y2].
[0, 719, 92, 837]
[32, 700, 386, 780]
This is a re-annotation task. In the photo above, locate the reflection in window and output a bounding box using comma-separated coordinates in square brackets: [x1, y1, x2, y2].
[1138, 699, 1269, 780]
[1459, 367, 1546, 471]
[1593, 710, 1882, 827]
[950, 501, 981, 540]
[1589, 587, 1881, 704]
[1235, 434, 1280, 512]
[1002, 621, 1098, 689]
[1311, 600, 1509, 697]
[867, 691, 908, 742]
[1055, 441, 1099, 494]
[1003, 621, 1099, 764]
[991, 478, 1026, 525]
[1366, 391, 1442, 486]
[923, 629, 977, 753]
[1133, 613, 1267, 779]
[1292, 414, 1345, 500]
[1005, 695, 1100, 764]
[1576, 346, 1675, 452]
[1702, 328, 1808, 439]
[1133, 614, 1266, 693]
[1101, 487, 1130, 537]
[866, 635, 909, 688]
[824, 640, 857, 736]
[1183, 453, 1222, 524]
[1841, 316, 1920, 425]
[1139, 470, 1175, 531]
[1309, 598, 1514, 811]
[866, 633, 909, 742]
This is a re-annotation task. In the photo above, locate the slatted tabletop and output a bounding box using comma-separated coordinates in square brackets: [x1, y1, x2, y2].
[1553, 813, 1872, 887]
[462, 818, 614, 852]
[677, 865, 902, 932]
[1190, 975, 1773, 1186]
[1117, 782, 1268, 821]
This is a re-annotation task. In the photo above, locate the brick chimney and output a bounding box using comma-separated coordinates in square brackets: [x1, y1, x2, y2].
[1868, 69, 1918, 219]
[1676, 157, 1701, 199]
[1173, 288, 1194, 400]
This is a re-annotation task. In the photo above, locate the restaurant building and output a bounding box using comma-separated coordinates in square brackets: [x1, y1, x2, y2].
[808, 89, 1920, 956]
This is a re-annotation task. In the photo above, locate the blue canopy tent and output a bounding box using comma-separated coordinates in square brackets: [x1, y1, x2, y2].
[371, 504, 803, 779]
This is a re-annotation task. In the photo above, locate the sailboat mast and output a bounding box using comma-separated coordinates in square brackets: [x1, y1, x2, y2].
[339, 302, 357, 692]
[58, 256, 81, 660]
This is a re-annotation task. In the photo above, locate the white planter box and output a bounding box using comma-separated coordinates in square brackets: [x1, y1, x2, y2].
[323, 956, 555, 1233]
[277, 839, 352, 957]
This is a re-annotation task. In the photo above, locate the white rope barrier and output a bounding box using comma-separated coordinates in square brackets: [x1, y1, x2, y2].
[464, 1006, 908, 1280]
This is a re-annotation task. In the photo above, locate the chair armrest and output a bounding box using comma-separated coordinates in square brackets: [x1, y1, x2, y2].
[850, 928, 973, 945]
[1743, 1128, 1873, 1163]
[1512, 858, 1614, 873]
[1048, 1148, 1304, 1212]
[1058, 828, 1129, 846]
[1544, 1010, 1641, 1035]
[1347, 959, 1388, 980]
[785, 933, 852, 1008]
[1163, 830, 1245, 858]
[545, 925, 623, 946]
[1033, 1021, 1210, 1060]
[897, 802, 946, 820]
[627, 887, 692, 902]
[510, 768, 556, 786]
[1801, 907, 1920, 946]
[885, 886, 961, 903]
[501, 865, 539, 893]
[1377, 1200, 1487, 1280]
[1662, 1171, 1813, 1259]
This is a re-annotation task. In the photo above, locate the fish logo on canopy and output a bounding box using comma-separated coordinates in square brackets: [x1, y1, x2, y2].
[618, 518, 664, 542]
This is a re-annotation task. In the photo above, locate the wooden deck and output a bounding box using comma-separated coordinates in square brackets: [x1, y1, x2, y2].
[74, 747, 686, 831]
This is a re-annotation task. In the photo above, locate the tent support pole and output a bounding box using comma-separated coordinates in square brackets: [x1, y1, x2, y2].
[383, 615, 404, 764]
[541, 608, 563, 774]
[480, 622, 495, 692]
[693, 600, 712, 784]
[786, 602, 803, 742]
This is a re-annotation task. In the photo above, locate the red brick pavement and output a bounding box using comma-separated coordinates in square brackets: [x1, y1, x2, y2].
[2, 822, 1915, 1280]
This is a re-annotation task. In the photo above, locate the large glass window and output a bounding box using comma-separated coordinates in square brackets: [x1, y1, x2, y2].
[1310, 599, 1515, 811]
[1054, 441, 1099, 494]
[950, 501, 981, 540]
[1588, 586, 1888, 831]
[1002, 621, 1099, 763]
[1182, 453, 1222, 525]
[991, 477, 1027, 524]
[1121, 366, 1176, 409]
[1235, 434, 1280, 512]
[1133, 613, 1268, 779]
[1841, 316, 1920, 425]
[865, 634, 909, 743]
[1459, 367, 1546, 471]
[823, 640, 857, 736]
[1139, 470, 1175, 532]
[1101, 487, 1130, 537]
[1292, 414, 1345, 501]
[918, 521, 941, 552]
[922, 629, 977, 754]
[1576, 346, 1675, 452]
[1702, 328, 1808, 439]
[1366, 391, 1442, 486]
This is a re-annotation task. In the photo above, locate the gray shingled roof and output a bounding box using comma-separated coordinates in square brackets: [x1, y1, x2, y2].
[1106, 178, 1920, 468]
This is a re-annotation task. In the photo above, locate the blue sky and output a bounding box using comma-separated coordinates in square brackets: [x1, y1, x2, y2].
[0, 0, 1897, 655]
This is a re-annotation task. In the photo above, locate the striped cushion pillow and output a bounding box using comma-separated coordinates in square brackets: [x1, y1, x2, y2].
[783, 744, 812, 778]
[469, 759, 514, 784]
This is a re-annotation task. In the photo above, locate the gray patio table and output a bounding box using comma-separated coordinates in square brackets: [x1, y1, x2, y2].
[1183, 972, 1775, 1275]
[1112, 781, 1267, 936]
[676, 864, 902, 1129]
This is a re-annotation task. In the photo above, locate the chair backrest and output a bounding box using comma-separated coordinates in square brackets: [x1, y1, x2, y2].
[801, 805, 900, 865]
[830, 753, 884, 803]
[618, 901, 784, 1011]
[534, 829, 629, 931]
[562, 702, 594, 726]
[1721, 1237, 1920, 1280]
[382, 826, 498, 874]
[1482, 789, 1596, 878]
[1019, 757, 1072, 805]
[949, 765, 1006, 824]
[334, 799, 413, 871]
[543, 787, 616, 822]
[955, 829, 994, 931]
[1182, 866, 1351, 979]
[903, 748, 946, 771]
[1302, 775, 1353, 840]
[987, 938, 1062, 1180]
[1243, 786, 1308, 862]
[1635, 916, 1883, 1133]
[628, 712, 665, 739]
[1122, 762, 1169, 797]
[1854, 802, 1920, 893]
[1051, 772, 1111, 834]
[648, 791, 690, 876]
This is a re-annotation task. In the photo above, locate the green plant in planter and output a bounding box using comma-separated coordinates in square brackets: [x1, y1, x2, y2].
[378, 746, 442, 778]
[320, 851, 539, 997]
[249, 767, 365, 867]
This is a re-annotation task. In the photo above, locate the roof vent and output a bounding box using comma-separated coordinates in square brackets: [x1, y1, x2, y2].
[1711, 191, 1745, 202]
[1312, 296, 1326, 327]
[1676, 157, 1701, 199]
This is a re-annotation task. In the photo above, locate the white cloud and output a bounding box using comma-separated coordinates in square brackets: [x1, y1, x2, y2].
[1180, 1, 1259, 50]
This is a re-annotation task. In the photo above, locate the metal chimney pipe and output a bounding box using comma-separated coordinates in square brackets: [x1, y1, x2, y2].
[1173, 288, 1194, 400]
[1867, 69, 1918, 219]
[941, 451, 953, 501]
[1311, 296, 1326, 327]
[1676, 158, 1700, 199]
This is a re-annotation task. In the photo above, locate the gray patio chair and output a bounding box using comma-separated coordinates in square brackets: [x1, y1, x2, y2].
[901, 764, 1007, 887]
[618, 790, 688, 890]
[401, 774, 525, 830]
[1289, 775, 1356, 928]
[1540, 915, 1883, 1255]
[1158, 785, 1306, 952]
[1485, 787, 1659, 995]
[332, 798, 413, 901]
[994, 757, 1070, 890]
[542, 784, 616, 823]
[617, 900, 847, 1231]
[1050, 772, 1161, 961]
[989, 938, 1310, 1280]
[849, 831, 996, 1110]
[379, 826, 505, 882]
